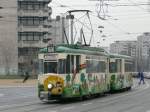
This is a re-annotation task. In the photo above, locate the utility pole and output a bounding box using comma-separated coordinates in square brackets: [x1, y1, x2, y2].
[80, 28, 83, 44]
[66, 13, 74, 44]
[0, 7, 3, 18]
[61, 16, 65, 43]
[69, 14, 74, 44]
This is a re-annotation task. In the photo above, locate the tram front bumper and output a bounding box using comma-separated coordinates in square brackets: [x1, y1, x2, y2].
[39, 91, 62, 100]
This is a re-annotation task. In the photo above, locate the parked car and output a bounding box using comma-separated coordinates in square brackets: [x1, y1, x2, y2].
[144, 72, 150, 79]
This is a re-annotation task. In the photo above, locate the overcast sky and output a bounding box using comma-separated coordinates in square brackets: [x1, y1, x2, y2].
[50, 0, 150, 47]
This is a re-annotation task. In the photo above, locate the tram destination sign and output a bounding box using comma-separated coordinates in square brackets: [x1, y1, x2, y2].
[47, 44, 54, 53]
[44, 54, 57, 60]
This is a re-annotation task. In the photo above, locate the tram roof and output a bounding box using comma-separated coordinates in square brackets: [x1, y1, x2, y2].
[109, 53, 133, 60]
[40, 44, 109, 56]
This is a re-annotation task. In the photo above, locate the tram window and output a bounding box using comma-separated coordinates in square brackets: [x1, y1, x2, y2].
[66, 55, 70, 73]
[86, 60, 106, 73]
[117, 59, 121, 72]
[109, 62, 117, 73]
[44, 62, 57, 73]
[71, 55, 74, 73]
[39, 59, 44, 74]
[98, 61, 106, 72]
[86, 60, 92, 73]
[125, 63, 133, 72]
[76, 55, 80, 73]
[58, 59, 66, 74]
[66, 55, 80, 74]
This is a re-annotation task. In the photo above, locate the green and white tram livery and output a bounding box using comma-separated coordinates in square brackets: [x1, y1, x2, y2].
[38, 44, 133, 101]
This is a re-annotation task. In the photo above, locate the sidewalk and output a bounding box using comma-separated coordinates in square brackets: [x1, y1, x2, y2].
[0, 79, 37, 87]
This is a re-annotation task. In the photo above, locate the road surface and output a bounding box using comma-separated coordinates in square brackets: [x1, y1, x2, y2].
[0, 79, 150, 112]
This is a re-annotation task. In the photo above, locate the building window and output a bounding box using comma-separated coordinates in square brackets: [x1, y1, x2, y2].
[28, 32, 34, 41]
[18, 32, 46, 41]
[18, 1, 47, 11]
[18, 48, 39, 56]
[34, 32, 41, 41]
[18, 17, 47, 26]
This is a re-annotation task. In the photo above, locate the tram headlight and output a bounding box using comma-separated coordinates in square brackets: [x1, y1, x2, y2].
[48, 84, 53, 89]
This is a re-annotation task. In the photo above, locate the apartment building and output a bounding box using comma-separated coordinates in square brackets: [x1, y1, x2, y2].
[110, 41, 137, 71]
[137, 32, 150, 71]
[17, 0, 52, 75]
[110, 40, 137, 57]
[0, 0, 18, 75]
[50, 16, 69, 45]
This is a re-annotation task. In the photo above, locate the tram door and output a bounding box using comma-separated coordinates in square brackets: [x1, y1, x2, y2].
[116, 59, 122, 74]
[72, 55, 81, 74]
[66, 55, 81, 74]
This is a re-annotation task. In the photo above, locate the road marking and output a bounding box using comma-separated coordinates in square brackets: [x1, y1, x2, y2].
[82, 103, 93, 106]
[61, 106, 75, 110]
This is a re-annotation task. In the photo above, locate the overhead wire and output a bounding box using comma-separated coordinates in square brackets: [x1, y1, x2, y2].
[50, 0, 147, 42]
[51, 1, 150, 7]
[127, 0, 150, 12]
[51, 0, 96, 44]
[73, 23, 78, 42]
[89, 12, 133, 34]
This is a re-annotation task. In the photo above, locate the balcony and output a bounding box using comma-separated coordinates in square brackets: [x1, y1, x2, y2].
[18, 10, 50, 17]
[18, 40, 47, 48]
[18, 0, 51, 2]
[18, 25, 49, 32]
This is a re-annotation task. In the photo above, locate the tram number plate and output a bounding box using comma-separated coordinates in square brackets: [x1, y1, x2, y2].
[40, 91, 48, 98]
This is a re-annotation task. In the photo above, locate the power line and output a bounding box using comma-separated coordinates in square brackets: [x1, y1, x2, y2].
[89, 12, 130, 33]
[51, 1, 150, 7]
[127, 0, 150, 12]
[107, 2, 150, 7]
[51, 0, 147, 39]
[52, 3, 150, 7]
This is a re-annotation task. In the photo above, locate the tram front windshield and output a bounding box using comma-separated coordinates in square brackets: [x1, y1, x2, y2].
[44, 61, 57, 73]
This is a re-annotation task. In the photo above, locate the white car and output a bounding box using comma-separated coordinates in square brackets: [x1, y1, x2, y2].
[144, 72, 150, 79]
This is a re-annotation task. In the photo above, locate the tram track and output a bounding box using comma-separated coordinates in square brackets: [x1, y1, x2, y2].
[25, 80, 149, 112]
[0, 101, 60, 112]
[76, 81, 150, 112]
[0, 79, 149, 112]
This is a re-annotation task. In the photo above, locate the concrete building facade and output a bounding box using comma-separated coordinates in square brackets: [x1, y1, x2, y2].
[137, 32, 150, 71]
[110, 40, 137, 57]
[0, 0, 52, 75]
[110, 40, 137, 71]
[49, 16, 69, 45]
[17, 0, 52, 75]
[0, 0, 18, 75]
[0, 0, 70, 75]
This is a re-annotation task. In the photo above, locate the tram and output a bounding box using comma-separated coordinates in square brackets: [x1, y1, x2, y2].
[38, 44, 134, 101]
